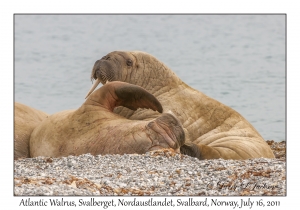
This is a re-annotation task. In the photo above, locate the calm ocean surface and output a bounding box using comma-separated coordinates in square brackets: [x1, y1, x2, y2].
[14, 15, 285, 141]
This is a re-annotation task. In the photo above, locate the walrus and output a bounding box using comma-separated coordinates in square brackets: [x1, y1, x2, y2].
[30, 81, 185, 158]
[85, 51, 275, 160]
[14, 102, 48, 159]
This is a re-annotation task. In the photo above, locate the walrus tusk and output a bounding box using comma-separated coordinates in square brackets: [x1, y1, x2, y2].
[85, 78, 101, 99]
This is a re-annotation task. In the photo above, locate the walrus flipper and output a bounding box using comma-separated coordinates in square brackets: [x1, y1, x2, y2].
[180, 143, 202, 159]
[86, 81, 163, 113]
[114, 82, 163, 113]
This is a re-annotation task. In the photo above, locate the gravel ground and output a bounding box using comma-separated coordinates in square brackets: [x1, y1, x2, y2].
[14, 141, 286, 196]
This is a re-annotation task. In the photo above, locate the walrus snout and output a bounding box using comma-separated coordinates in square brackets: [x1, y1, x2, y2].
[156, 113, 185, 147]
[86, 59, 118, 99]
[92, 60, 115, 84]
[146, 113, 185, 150]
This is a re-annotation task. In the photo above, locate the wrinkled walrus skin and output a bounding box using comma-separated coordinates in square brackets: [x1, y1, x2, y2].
[86, 51, 275, 160]
[14, 102, 48, 159]
[30, 81, 185, 158]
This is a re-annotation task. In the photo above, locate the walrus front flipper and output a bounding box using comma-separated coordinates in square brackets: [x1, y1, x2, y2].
[85, 81, 163, 113]
[114, 82, 163, 113]
[180, 143, 223, 160]
[180, 143, 202, 159]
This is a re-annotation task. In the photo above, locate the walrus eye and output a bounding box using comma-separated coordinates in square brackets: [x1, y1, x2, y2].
[126, 59, 133, 66]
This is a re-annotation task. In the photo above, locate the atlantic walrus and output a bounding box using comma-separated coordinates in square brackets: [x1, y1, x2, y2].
[30, 81, 185, 158]
[85, 51, 275, 160]
[14, 102, 48, 159]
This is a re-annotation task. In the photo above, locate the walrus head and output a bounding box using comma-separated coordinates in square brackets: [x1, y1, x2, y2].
[85, 51, 138, 98]
[85, 51, 178, 99]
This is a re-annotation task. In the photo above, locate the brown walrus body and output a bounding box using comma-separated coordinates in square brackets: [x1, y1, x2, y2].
[30, 81, 185, 158]
[86, 51, 275, 160]
[14, 102, 48, 159]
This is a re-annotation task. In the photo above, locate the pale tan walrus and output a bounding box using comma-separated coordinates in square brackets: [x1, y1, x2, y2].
[85, 51, 275, 160]
[30, 81, 185, 158]
[14, 102, 48, 159]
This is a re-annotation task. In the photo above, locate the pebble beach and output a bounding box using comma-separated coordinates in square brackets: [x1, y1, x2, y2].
[14, 140, 286, 196]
